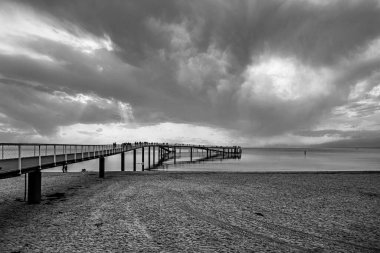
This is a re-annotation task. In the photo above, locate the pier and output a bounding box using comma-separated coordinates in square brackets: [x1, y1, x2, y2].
[0, 142, 241, 204]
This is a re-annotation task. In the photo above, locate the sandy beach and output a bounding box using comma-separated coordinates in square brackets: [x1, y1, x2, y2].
[0, 171, 379, 252]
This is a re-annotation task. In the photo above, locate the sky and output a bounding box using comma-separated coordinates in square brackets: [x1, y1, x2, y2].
[0, 0, 380, 147]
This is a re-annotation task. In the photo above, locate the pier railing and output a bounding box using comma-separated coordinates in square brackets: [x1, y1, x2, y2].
[0, 143, 128, 160]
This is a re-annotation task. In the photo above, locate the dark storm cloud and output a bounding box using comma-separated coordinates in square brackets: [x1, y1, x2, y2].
[19, 0, 380, 68]
[17, 0, 185, 66]
[1, 0, 380, 144]
[0, 78, 129, 135]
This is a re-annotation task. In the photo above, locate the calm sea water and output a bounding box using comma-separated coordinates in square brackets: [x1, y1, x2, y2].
[45, 148, 380, 173]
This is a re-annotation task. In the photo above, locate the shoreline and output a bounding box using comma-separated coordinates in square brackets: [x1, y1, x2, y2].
[45, 170, 380, 174]
[1, 171, 379, 252]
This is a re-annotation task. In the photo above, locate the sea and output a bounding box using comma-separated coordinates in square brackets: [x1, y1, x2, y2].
[45, 147, 380, 173]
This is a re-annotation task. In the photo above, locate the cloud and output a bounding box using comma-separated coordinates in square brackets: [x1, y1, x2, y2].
[0, 0, 380, 145]
[0, 78, 133, 135]
[0, 1, 113, 63]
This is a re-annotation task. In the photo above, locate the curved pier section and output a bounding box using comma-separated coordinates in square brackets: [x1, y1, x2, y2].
[0, 143, 242, 204]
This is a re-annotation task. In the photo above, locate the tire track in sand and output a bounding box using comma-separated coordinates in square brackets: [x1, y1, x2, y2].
[176, 203, 309, 252]
[169, 187, 379, 252]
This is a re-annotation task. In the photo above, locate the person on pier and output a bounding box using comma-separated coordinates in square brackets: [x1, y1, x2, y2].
[62, 163, 68, 173]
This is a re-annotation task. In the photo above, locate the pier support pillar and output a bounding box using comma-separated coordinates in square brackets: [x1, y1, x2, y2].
[133, 149, 136, 171]
[153, 146, 155, 166]
[148, 146, 151, 169]
[99, 156, 105, 178]
[174, 147, 176, 164]
[121, 152, 125, 172]
[142, 147, 144, 171]
[28, 170, 41, 204]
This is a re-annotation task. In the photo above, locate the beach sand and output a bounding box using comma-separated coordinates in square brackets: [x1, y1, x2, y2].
[0, 171, 379, 252]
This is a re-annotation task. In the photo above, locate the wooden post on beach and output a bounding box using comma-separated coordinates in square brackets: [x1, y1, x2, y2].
[133, 149, 136, 171]
[142, 147, 144, 171]
[27, 170, 41, 204]
[99, 156, 105, 178]
[148, 146, 151, 169]
[190, 147, 193, 162]
[121, 152, 125, 171]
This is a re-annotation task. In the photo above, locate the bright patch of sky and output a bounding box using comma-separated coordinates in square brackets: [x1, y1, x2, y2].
[0, 1, 113, 62]
[55, 122, 235, 145]
[240, 56, 330, 102]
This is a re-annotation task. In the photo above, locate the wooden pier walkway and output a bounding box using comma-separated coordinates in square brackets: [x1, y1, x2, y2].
[0, 142, 241, 203]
